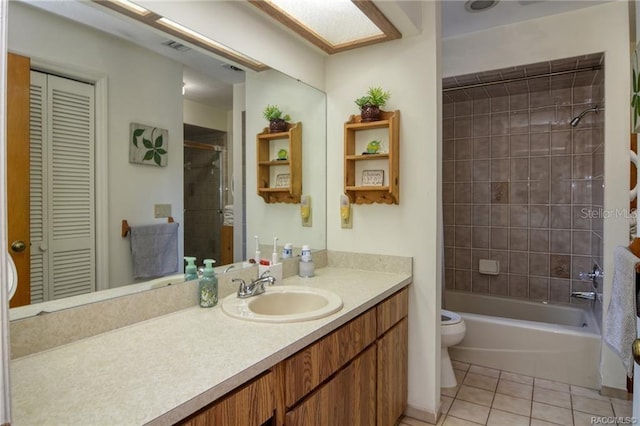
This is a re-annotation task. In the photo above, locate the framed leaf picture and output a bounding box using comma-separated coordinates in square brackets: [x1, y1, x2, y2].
[129, 123, 168, 166]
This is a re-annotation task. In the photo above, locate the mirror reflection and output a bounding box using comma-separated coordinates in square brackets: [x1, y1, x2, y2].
[7, 0, 326, 317]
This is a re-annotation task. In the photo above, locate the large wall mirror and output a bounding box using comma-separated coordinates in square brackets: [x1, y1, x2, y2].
[6, 0, 327, 319]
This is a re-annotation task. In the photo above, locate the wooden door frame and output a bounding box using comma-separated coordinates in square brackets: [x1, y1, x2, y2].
[7, 53, 30, 307]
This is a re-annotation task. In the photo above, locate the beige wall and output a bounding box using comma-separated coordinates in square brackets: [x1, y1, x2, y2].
[326, 2, 442, 418]
[245, 70, 327, 251]
[183, 99, 229, 132]
[443, 1, 632, 392]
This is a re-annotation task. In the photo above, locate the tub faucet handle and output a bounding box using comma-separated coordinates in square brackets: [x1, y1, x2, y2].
[579, 267, 603, 282]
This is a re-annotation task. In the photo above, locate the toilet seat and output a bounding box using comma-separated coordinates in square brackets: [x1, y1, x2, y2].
[441, 309, 462, 325]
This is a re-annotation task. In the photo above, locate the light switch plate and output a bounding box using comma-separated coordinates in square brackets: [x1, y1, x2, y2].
[154, 203, 172, 218]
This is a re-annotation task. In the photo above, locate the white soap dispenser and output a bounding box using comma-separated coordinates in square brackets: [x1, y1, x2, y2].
[282, 243, 293, 259]
[299, 244, 314, 278]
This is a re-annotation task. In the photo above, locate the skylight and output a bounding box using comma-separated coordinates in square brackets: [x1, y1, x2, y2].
[249, 0, 401, 54]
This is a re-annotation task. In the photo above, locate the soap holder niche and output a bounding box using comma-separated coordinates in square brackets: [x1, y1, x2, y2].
[479, 259, 499, 275]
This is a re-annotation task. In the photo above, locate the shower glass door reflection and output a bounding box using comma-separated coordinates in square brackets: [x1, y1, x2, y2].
[183, 124, 227, 267]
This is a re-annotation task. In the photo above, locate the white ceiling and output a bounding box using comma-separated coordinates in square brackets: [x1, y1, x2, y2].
[23, 0, 614, 109]
[440, 0, 611, 40]
[22, 0, 244, 109]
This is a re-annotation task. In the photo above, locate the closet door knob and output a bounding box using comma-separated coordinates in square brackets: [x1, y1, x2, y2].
[10, 240, 26, 253]
[632, 338, 640, 365]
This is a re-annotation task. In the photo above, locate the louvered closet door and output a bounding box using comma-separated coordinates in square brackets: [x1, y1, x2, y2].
[30, 71, 95, 301]
[30, 71, 47, 303]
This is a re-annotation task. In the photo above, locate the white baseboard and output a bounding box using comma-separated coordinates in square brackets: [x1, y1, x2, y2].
[405, 403, 439, 424]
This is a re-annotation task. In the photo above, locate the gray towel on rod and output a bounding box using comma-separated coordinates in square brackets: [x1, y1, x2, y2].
[130, 222, 179, 279]
[604, 245, 639, 378]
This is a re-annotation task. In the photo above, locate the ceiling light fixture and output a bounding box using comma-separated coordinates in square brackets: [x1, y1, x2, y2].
[249, 0, 401, 54]
[92, 0, 268, 71]
[464, 0, 499, 12]
[109, 0, 149, 16]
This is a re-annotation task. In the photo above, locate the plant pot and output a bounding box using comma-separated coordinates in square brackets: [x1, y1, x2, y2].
[360, 105, 381, 122]
[269, 119, 287, 133]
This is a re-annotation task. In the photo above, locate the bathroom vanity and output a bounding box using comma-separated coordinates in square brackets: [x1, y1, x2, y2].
[10, 258, 411, 425]
[180, 287, 407, 425]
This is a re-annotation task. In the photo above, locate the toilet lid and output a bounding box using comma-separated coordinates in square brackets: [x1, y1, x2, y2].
[441, 309, 462, 325]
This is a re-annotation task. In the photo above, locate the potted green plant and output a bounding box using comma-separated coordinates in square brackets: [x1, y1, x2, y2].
[263, 104, 291, 133]
[355, 86, 391, 122]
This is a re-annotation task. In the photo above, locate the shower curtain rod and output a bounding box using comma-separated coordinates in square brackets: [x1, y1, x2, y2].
[443, 65, 602, 92]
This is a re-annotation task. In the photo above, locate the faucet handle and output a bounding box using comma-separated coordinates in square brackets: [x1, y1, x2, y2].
[233, 278, 247, 295]
[259, 269, 271, 279]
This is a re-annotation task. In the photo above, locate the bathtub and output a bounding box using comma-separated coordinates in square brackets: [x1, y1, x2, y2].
[445, 290, 602, 389]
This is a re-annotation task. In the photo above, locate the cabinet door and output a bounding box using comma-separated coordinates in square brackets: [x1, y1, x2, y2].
[284, 308, 376, 407]
[179, 372, 274, 426]
[377, 318, 408, 426]
[285, 345, 376, 426]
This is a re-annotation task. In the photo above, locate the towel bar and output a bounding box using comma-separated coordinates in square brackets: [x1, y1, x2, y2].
[121, 217, 174, 238]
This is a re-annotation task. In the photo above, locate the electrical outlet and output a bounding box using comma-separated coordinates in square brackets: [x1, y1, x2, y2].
[154, 204, 172, 218]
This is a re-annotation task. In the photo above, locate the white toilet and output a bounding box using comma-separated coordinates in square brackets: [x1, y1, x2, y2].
[441, 309, 466, 388]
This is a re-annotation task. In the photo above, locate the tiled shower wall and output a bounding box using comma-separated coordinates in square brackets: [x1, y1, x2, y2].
[443, 70, 604, 304]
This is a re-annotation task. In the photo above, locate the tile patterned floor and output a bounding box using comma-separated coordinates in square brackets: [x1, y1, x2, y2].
[399, 362, 634, 426]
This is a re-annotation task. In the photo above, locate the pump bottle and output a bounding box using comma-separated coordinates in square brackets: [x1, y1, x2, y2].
[199, 259, 218, 308]
[299, 245, 315, 278]
[184, 257, 198, 281]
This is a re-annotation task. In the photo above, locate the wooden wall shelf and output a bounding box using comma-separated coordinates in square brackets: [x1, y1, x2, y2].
[256, 122, 302, 204]
[344, 110, 400, 204]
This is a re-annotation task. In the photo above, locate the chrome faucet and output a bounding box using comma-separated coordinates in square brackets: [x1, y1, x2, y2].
[233, 273, 276, 299]
[571, 291, 597, 300]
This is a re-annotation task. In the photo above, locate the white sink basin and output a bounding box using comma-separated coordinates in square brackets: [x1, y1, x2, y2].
[221, 286, 343, 323]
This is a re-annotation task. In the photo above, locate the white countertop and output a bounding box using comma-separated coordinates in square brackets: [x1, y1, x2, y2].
[10, 267, 411, 425]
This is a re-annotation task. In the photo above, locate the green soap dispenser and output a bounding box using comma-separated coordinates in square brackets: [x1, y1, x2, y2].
[199, 259, 218, 308]
[184, 257, 198, 281]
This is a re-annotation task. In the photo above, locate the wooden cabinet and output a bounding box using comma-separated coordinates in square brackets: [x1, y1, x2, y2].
[285, 345, 377, 426]
[378, 318, 408, 426]
[280, 287, 408, 426]
[282, 308, 376, 408]
[177, 287, 408, 426]
[256, 122, 302, 204]
[221, 225, 233, 265]
[344, 110, 400, 204]
[178, 372, 274, 426]
[377, 288, 409, 425]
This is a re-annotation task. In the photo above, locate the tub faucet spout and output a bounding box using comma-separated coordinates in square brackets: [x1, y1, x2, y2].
[571, 291, 596, 300]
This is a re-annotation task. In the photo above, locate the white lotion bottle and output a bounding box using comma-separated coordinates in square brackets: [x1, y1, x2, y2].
[299, 245, 314, 278]
[282, 243, 293, 259]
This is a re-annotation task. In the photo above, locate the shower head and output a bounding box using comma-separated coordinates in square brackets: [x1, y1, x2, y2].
[570, 105, 602, 128]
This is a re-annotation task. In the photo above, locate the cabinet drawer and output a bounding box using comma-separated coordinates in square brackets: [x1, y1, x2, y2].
[377, 287, 408, 337]
[179, 372, 274, 426]
[284, 308, 376, 408]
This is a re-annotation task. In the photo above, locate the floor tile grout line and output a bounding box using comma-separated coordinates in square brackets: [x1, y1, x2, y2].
[443, 363, 632, 426]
